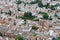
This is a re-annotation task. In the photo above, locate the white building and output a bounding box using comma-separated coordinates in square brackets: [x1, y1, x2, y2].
[16, 19, 24, 26]
[48, 30, 54, 36]
[50, 1, 59, 5]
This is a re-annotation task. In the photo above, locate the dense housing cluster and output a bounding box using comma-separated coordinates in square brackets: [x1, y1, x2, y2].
[0, 0, 60, 40]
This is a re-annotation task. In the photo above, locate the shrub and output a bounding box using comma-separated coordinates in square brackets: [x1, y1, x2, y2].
[5, 10, 11, 16]
[33, 19, 39, 21]
[15, 35, 24, 40]
[49, 16, 52, 20]
[38, 12, 47, 14]
[32, 26, 38, 30]
[52, 37, 57, 40]
[0, 32, 3, 37]
[54, 13, 57, 17]
[33, 33, 37, 36]
[57, 16, 60, 19]
[44, 3, 50, 8]
[30, 0, 39, 4]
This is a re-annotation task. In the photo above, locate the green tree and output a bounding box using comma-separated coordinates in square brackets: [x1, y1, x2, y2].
[38, 1, 43, 8]
[16, 0, 21, 4]
[44, 3, 50, 8]
[15, 35, 24, 40]
[50, 5, 55, 10]
[57, 37, 60, 40]
[43, 13, 49, 19]
[24, 12, 32, 17]
[24, 12, 35, 20]
[18, 12, 35, 20]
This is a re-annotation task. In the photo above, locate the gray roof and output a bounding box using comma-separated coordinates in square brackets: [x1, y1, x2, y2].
[55, 26, 60, 30]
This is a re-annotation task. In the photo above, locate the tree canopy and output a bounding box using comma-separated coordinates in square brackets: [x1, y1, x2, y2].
[38, 1, 43, 8]
[16, 0, 21, 4]
[52, 37, 60, 40]
[50, 5, 55, 10]
[24, 12, 35, 20]
[43, 13, 49, 19]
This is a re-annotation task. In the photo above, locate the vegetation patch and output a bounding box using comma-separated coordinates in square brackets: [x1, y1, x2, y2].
[32, 26, 38, 30]
[15, 35, 24, 40]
